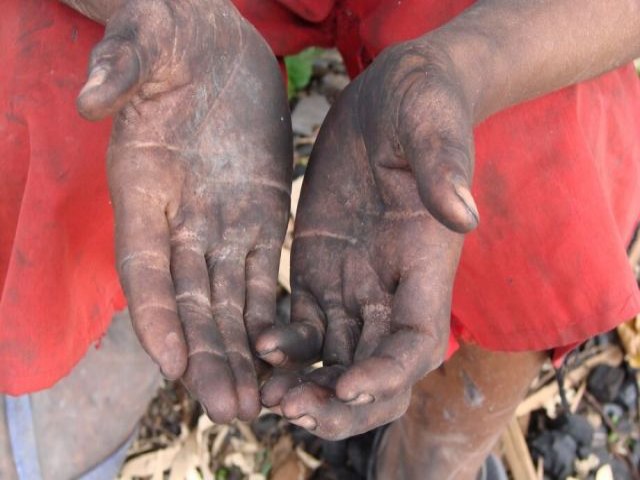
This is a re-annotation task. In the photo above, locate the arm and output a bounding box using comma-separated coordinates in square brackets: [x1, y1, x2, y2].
[59, 0, 123, 24]
[424, 0, 640, 122]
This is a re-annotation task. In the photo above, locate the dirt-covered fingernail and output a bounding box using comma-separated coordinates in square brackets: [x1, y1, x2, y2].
[80, 67, 108, 96]
[345, 393, 375, 406]
[258, 348, 285, 366]
[453, 183, 479, 225]
[291, 415, 317, 431]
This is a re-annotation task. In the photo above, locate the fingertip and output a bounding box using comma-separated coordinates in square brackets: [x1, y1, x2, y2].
[260, 373, 300, 408]
[256, 324, 320, 367]
[290, 414, 317, 431]
[452, 183, 479, 230]
[255, 330, 283, 360]
[255, 329, 286, 366]
[201, 393, 238, 425]
[256, 346, 285, 367]
[183, 353, 239, 424]
[335, 359, 405, 404]
[77, 39, 142, 120]
[157, 332, 188, 380]
[237, 392, 261, 422]
[344, 392, 375, 406]
[423, 180, 479, 234]
[280, 393, 305, 420]
[76, 67, 108, 119]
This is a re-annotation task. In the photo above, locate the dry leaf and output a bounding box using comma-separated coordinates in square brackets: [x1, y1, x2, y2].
[574, 454, 599, 479]
[169, 432, 200, 480]
[595, 464, 614, 480]
[271, 451, 310, 480]
[271, 435, 294, 471]
[119, 444, 181, 479]
[617, 315, 640, 368]
[278, 247, 291, 293]
[295, 446, 322, 471]
[237, 421, 258, 445]
[290, 177, 304, 219]
[224, 451, 256, 475]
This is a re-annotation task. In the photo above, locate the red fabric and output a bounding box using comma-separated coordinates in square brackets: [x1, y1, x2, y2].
[0, 1, 125, 394]
[1, 0, 639, 394]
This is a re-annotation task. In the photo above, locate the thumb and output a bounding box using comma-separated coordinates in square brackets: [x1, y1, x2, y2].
[77, 35, 144, 121]
[404, 132, 479, 233]
[397, 81, 479, 233]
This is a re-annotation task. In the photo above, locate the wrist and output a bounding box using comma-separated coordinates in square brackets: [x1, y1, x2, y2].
[415, 27, 503, 124]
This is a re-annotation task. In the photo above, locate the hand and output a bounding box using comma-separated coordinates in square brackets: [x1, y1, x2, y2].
[257, 40, 477, 439]
[78, 0, 292, 422]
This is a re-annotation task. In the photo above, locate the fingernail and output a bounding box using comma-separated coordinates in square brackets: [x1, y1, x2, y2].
[453, 183, 479, 224]
[292, 415, 317, 430]
[79, 67, 108, 95]
[345, 393, 375, 406]
[258, 348, 285, 366]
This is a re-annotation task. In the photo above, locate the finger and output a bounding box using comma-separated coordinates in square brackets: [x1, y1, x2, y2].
[280, 375, 411, 440]
[244, 246, 281, 348]
[342, 254, 391, 363]
[260, 365, 344, 409]
[77, 36, 143, 121]
[115, 203, 187, 380]
[255, 290, 325, 368]
[353, 303, 392, 362]
[173, 246, 238, 423]
[401, 113, 478, 233]
[260, 370, 303, 409]
[183, 353, 238, 423]
[336, 267, 451, 404]
[211, 255, 260, 421]
[321, 305, 360, 366]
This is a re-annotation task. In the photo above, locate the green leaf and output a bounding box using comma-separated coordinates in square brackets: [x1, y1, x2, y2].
[285, 47, 322, 98]
[215, 467, 229, 480]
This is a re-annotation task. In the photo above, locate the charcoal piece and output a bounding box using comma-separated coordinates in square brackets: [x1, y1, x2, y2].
[602, 402, 624, 424]
[530, 431, 577, 479]
[615, 378, 638, 413]
[587, 365, 625, 403]
[321, 439, 348, 467]
[251, 413, 281, 443]
[630, 440, 640, 469]
[609, 458, 633, 480]
[578, 445, 593, 458]
[551, 414, 594, 447]
[591, 427, 608, 449]
[593, 331, 619, 347]
[346, 433, 375, 478]
[295, 143, 314, 158]
[311, 466, 338, 480]
[589, 453, 631, 480]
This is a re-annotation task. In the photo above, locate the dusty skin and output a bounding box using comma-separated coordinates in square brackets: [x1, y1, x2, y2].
[257, 0, 640, 440]
[75, 0, 292, 423]
[258, 44, 476, 440]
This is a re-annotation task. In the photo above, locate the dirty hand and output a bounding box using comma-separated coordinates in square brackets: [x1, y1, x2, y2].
[257, 40, 477, 439]
[77, 0, 292, 422]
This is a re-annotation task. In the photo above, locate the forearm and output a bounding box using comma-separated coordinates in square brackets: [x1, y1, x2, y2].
[59, 0, 126, 24]
[424, 0, 640, 123]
